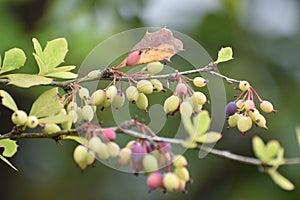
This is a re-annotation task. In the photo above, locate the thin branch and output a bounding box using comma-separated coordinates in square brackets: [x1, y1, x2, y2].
[1, 121, 299, 166]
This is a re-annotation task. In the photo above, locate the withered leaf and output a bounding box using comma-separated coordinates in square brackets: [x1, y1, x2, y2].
[114, 28, 183, 69]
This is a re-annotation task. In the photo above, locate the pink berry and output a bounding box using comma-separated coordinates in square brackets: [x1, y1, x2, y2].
[147, 172, 163, 190]
[102, 128, 116, 141]
[126, 51, 141, 66]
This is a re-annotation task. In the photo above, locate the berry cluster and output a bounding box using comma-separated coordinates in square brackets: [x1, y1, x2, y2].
[73, 122, 191, 193]
[164, 75, 208, 117]
[11, 110, 39, 129]
[225, 81, 276, 135]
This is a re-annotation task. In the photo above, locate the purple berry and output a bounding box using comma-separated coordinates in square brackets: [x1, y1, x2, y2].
[225, 101, 237, 117]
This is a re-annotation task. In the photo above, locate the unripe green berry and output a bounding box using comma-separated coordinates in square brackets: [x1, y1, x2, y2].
[111, 91, 125, 109]
[248, 108, 260, 122]
[90, 89, 106, 106]
[81, 105, 94, 122]
[150, 79, 163, 92]
[260, 100, 274, 113]
[237, 116, 252, 133]
[236, 100, 244, 111]
[101, 98, 112, 108]
[117, 147, 132, 166]
[79, 87, 90, 100]
[239, 81, 250, 91]
[11, 110, 28, 126]
[97, 142, 110, 160]
[87, 70, 100, 78]
[228, 113, 241, 127]
[142, 154, 159, 172]
[163, 173, 180, 191]
[137, 80, 153, 94]
[184, 96, 199, 112]
[86, 150, 95, 165]
[192, 91, 207, 105]
[144, 62, 164, 74]
[67, 101, 78, 112]
[106, 85, 118, 99]
[136, 93, 148, 111]
[88, 136, 103, 153]
[255, 113, 268, 129]
[193, 77, 207, 87]
[26, 115, 39, 128]
[73, 145, 89, 170]
[175, 167, 190, 182]
[106, 142, 120, 157]
[172, 155, 188, 168]
[42, 123, 61, 133]
[126, 86, 139, 103]
[163, 95, 180, 115]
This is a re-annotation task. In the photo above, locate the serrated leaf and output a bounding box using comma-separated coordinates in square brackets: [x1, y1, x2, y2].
[267, 169, 295, 191]
[45, 71, 78, 79]
[0, 139, 18, 157]
[43, 38, 68, 70]
[193, 110, 210, 136]
[0, 155, 18, 171]
[252, 136, 268, 162]
[194, 131, 222, 143]
[295, 126, 300, 147]
[215, 47, 233, 64]
[39, 113, 74, 124]
[29, 87, 63, 118]
[0, 90, 18, 111]
[266, 140, 280, 158]
[6, 74, 53, 88]
[181, 138, 197, 149]
[62, 136, 87, 145]
[32, 38, 43, 58]
[0, 48, 26, 74]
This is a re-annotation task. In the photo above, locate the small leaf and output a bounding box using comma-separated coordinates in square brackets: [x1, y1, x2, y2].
[43, 38, 68, 70]
[268, 147, 285, 169]
[1, 48, 26, 74]
[32, 38, 43, 58]
[266, 140, 280, 158]
[215, 47, 233, 64]
[194, 131, 222, 143]
[0, 55, 2, 66]
[267, 169, 295, 191]
[181, 114, 195, 136]
[49, 65, 76, 73]
[252, 136, 268, 162]
[295, 126, 300, 147]
[62, 136, 87, 145]
[0, 90, 18, 111]
[39, 113, 74, 124]
[29, 87, 63, 118]
[33, 53, 46, 75]
[45, 71, 78, 79]
[193, 110, 211, 136]
[6, 74, 53, 88]
[181, 138, 197, 149]
[0, 155, 18, 171]
[0, 139, 18, 157]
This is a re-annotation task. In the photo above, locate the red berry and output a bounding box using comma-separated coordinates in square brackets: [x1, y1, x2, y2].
[147, 172, 163, 190]
[102, 128, 116, 141]
[126, 51, 141, 66]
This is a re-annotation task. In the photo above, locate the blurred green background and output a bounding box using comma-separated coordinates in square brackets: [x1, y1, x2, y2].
[0, 0, 300, 199]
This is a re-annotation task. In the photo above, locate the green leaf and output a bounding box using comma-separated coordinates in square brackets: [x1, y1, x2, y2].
[0, 139, 18, 157]
[32, 38, 43, 58]
[193, 110, 210, 136]
[267, 169, 295, 191]
[0, 48, 26, 74]
[0, 90, 18, 111]
[6, 74, 53, 88]
[266, 140, 280, 158]
[62, 136, 87, 145]
[252, 136, 268, 162]
[43, 38, 68, 70]
[268, 147, 285, 169]
[215, 47, 233, 64]
[0, 55, 2, 66]
[33, 53, 46, 74]
[29, 87, 63, 118]
[45, 71, 78, 79]
[49, 65, 76, 73]
[181, 114, 195, 136]
[194, 131, 222, 143]
[39, 113, 74, 124]
[0, 155, 18, 171]
[295, 126, 300, 147]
